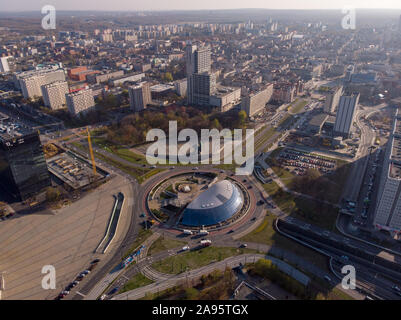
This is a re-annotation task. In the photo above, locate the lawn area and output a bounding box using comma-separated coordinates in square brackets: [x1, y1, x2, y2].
[148, 237, 186, 256]
[266, 185, 339, 230]
[151, 246, 254, 274]
[119, 273, 154, 293]
[137, 168, 166, 184]
[240, 215, 330, 272]
[290, 99, 308, 114]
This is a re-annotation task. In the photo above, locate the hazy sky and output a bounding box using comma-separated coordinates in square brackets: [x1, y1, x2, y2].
[1, 0, 401, 12]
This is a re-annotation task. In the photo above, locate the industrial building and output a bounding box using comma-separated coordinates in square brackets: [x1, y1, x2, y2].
[181, 180, 243, 227]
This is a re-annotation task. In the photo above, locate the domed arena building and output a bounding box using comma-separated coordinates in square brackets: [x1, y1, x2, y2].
[181, 180, 244, 227]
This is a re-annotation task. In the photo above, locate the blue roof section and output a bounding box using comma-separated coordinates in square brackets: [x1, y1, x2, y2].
[181, 180, 243, 226]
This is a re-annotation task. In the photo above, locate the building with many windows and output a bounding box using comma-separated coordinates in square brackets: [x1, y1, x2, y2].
[333, 93, 359, 138]
[66, 89, 95, 116]
[186, 44, 216, 106]
[128, 82, 152, 112]
[0, 128, 51, 201]
[374, 108, 401, 238]
[241, 84, 273, 117]
[41, 81, 69, 110]
[18, 69, 66, 99]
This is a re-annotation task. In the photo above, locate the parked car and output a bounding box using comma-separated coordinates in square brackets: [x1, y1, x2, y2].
[91, 259, 100, 264]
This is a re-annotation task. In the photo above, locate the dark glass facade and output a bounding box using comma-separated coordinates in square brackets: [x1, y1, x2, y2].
[0, 132, 51, 200]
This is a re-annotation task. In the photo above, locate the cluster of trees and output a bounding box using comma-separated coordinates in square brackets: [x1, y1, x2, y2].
[105, 107, 248, 146]
[249, 259, 310, 299]
[45, 187, 61, 203]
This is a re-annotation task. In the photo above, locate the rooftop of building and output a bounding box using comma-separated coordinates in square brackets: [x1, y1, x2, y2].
[0, 120, 33, 141]
[186, 180, 236, 210]
[212, 86, 241, 97]
[150, 83, 174, 92]
[66, 88, 91, 96]
[391, 135, 401, 163]
[390, 162, 401, 179]
[309, 113, 329, 127]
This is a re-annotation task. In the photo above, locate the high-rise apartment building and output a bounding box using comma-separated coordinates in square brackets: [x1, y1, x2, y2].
[19, 69, 66, 99]
[41, 81, 69, 110]
[333, 93, 359, 138]
[374, 108, 401, 236]
[323, 86, 343, 114]
[66, 89, 95, 117]
[186, 44, 216, 106]
[241, 84, 274, 117]
[128, 82, 152, 112]
[0, 56, 15, 73]
[0, 129, 51, 201]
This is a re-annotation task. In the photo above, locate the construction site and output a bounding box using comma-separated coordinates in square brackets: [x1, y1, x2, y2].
[45, 127, 109, 192]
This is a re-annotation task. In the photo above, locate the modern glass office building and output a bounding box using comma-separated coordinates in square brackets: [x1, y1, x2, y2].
[0, 131, 51, 201]
[181, 180, 243, 227]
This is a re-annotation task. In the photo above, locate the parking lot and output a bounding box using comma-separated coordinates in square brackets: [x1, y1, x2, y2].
[276, 148, 336, 176]
[0, 175, 132, 300]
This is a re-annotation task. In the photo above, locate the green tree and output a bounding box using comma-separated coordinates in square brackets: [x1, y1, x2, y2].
[238, 110, 247, 127]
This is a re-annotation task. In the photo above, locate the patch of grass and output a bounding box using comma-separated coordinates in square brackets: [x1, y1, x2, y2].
[151, 246, 255, 274]
[148, 237, 186, 256]
[290, 100, 308, 114]
[122, 228, 153, 260]
[241, 214, 276, 245]
[119, 273, 154, 293]
[137, 168, 166, 184]
[240, 215, 329, 272]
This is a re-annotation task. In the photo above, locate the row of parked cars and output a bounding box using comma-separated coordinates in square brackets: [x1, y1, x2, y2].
[55, 258, 100, 300]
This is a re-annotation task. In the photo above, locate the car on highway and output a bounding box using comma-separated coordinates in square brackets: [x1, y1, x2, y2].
[91, 259, 100, 264]
[182, 245, 190, 251]
[392, 285, 401, 292]
[257, 200, 265, 206]
[341, 255, 349, 261]
[239, 243, 248, 248]
[324, 275, 332, 283]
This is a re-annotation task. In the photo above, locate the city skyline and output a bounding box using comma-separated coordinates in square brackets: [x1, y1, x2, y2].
[1, 0, 401, 12]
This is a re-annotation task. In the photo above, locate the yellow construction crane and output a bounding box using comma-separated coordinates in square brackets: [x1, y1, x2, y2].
[86, 126, 97, 175]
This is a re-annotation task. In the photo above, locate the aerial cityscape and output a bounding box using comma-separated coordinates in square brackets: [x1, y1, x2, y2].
[2, 0, 401, 304]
